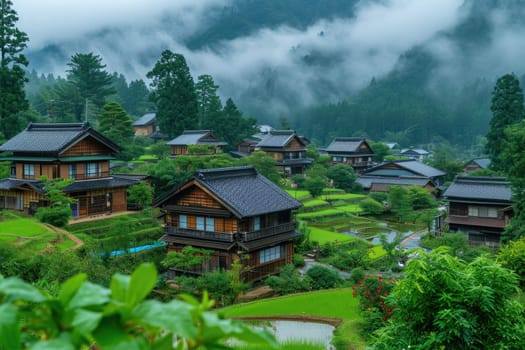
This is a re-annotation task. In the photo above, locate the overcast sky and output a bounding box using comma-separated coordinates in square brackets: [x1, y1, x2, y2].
[12, 0, 525, 116]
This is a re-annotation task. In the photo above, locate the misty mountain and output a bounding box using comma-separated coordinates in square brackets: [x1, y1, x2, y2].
[22, 0, 525, 149]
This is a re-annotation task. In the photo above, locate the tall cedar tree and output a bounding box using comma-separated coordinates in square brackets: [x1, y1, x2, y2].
[67, 52, 115, 121]
[0, 0, 29, 139]
[486, 74, 525, 172]
[98, 101, 134, 146]
[501, 119, 525, 241]
[215, 98, 256, 151]
[147, 50, 198, 138]
[195, 74, 222, 128]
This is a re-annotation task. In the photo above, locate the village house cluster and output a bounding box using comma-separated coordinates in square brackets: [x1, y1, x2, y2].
[0, 118, 511, 279]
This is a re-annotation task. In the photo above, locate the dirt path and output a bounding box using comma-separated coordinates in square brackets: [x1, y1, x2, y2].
[41, 223, 84, 250]
[400, 228, 428, 249]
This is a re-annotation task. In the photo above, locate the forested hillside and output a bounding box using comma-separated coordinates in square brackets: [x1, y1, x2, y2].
[22, 0, 525, 150]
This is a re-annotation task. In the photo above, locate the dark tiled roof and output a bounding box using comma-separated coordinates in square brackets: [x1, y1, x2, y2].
[132, 113, 156, 126]
[357, 175, 432, 189]
[400, 148, 429, 155]
[325, 137, 372, 153]
[0, 178, 45, 192]
[167, 130, 227, 146]
[443, 176, 511, 202]
[0, 122, 120, 154]
[256, 130, 299, 148]
[157, 166, 302, 218]
[63, 176, 139, 192]
[364, 160, 445, 178]
[472, 158, 491, 169]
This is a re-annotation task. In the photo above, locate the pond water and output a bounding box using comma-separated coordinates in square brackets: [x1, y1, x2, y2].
[250, 320, 336, 349]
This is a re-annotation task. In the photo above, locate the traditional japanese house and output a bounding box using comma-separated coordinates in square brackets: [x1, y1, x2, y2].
[255, 130, 313, 176]
[443, 176, 513, 247]
[464, 158, 491, 173]
[132, 112, 156, 137]
[324, 137, 375, 173]
[360, 160, 446, 188]
[399, 148, 431, 161]
[167, 130, 227, 156]
[0, 122, 139, 217]
[155, 166, 302, 282]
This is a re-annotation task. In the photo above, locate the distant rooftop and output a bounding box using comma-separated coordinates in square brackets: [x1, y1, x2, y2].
[443, 176, 511, 202]
[167, 130, 226, 146]
[132, 112, 156, 126]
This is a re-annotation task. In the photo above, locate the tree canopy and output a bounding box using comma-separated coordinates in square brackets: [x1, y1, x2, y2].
[373, 248, 525, 349]
[66, 52, 115, 121]
[0, 0, 30, 138]
[98, 101, 134, 146]
[486, 73, 525, 172]
[147, 50, 199, 138]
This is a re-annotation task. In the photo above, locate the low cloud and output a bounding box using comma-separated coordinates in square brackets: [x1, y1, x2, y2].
[16, 0, 525, 119]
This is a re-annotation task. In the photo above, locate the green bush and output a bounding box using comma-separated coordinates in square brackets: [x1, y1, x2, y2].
[306, 265, 342, 290]
[36, 205, 72, 227]
[293, 254, 305, 267]
[265, 264, 312, 295]
[350, 267, 365, 285]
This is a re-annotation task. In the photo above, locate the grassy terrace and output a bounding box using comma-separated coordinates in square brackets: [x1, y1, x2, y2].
[0, 210, 75, 251]
[221, 289, 366, 349]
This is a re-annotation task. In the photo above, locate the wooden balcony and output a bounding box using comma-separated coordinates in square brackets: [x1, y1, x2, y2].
[242, 222, 297, 241]
[164, 226, 234, 242]
[446, 215, 506, 229]
[164, 222, 297, 243]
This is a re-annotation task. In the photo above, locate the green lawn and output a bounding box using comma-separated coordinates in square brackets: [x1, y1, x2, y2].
[221, 289, 366, 349]
[0, 213, 74, 252]
[0, 218, 48, 236]
[302, 199, 329, 208]
[323, 193, 366, 201]
[285, 190, 311, 201]
[307, 226, 354, 244]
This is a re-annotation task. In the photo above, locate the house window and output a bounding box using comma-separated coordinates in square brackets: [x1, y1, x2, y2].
[259, 245, 281, 264]
[69, 164, 77, 179]
[488, 208, 498, 218]
[179, 215, 187, 229]
[468, 206, 478, 217]
[23, 164, 34, 178]
[85, 162, 99, 177]
[196, 216, 205, 231]
[206, 217, 215, 232]
[254, 216, 260, 231]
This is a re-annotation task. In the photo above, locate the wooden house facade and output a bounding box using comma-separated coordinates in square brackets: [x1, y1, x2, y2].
[167, 130, 227, 156]
[132, 112, 157, 137]
[0, 123, 139, 217]
[255, 130, 313, 176]
[155, 166, 302, 282]
[324, 137, 375, 172]
[443, 176, 513, 247]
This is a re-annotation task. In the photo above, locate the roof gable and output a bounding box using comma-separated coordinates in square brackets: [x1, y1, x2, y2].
[256, 130, 305, 149]
[364, 160, 445, 178]
[325, 137, 373, 154]
[0, 122, 121, 155]
[132, 113, 156, 126]
[443, 176, 511, 202]
[167, 130, 227, 146]
[156, 166, 302, 218]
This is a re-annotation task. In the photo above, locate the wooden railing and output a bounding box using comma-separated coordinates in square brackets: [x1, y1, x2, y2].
[242, 222, 297, 241]
[164, 222, 297, 243]
[165, 226, 234, 242]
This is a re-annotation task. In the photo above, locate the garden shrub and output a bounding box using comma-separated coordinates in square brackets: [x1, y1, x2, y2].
[350, 267, 365, 285]
[352, 275, 396, 334]
[36, 205, 72, 227]
[306, 265, 342, 290]
[293, 254, 305, 267]
[265, 264, 312, 295]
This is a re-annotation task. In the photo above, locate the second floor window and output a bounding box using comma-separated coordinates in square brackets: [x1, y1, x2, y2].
[254, 216, 260, 231]
[85, 162, 99, 177]
[23, 164, 34, 178]
[69, 164, 77, 179]
[179, 215, 187, 229]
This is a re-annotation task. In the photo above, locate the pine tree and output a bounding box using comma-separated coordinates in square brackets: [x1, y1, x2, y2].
[67, 52, 115, 121]
[486, 73, 525, 172]
[0, 0, 29, 138]
[98, 101, 134, 146]
[146, 50, 198, 138]
[195, 74, 222, 128]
